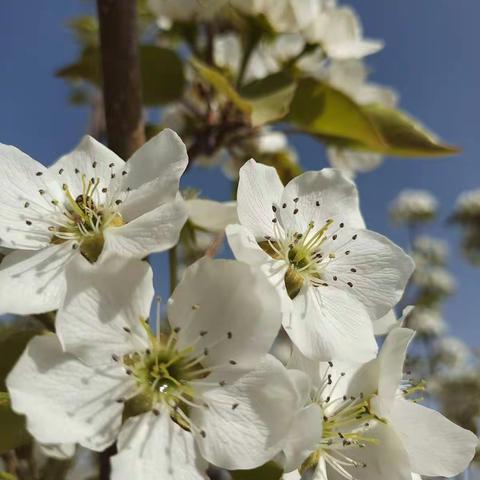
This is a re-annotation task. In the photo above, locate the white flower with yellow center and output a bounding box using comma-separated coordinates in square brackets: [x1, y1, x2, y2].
[0, 129, 188, 315]
[282, 327, 478, 480]
[7, 257, 300, 479]
[226, 160, 415, 361]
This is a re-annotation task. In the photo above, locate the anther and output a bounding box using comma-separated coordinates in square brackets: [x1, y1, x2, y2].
[347, 282, 353, 288]
[153, 409, 160, 416]
[74, 168, 80, 174]
[293, 197, 299, 203]
[219, 381, 226, 387]
[92, 161, 97, 168]
[192, 304, 200, 310]
[122, 171, 127, 176]
[35, 171, 43, 176]
[350, 268, 356, 273]
[72, 244, 79, 250]
[333, 276, 338, 281]
[25, 220, 32, 226]
[24, 202, 29, 208]
[232, 403, 239, 410]
[200, 330, 208, 337]
[123, 327, 132, 333]
[111, 174, 116, 179]
[282, 203, 287, 208]
[272, 218, 277, 223]
[293, 208, 299, 214]
[115, 199, 122, 205]
[173, 326, 181, 333]
[39, 189, 45, 195]
[112, 354, 119, 362]
[229, 360, 237, 365]
[345, 250, 350, 255]
[340, 223, 344, 228]
[227, 331, 233, 339]
[204, 348, 209, 356]
[315, 201, 320, 206]
[272, 205, 277, 212]
[109, 163, 115, 168]
[332, 234, 337, 240]
[352, 234, 357, 240]
[59, 168, 64, 175]
[200, 430, 207, 438]
[328, 361, 333, 367]
[102, 188, 108, 193]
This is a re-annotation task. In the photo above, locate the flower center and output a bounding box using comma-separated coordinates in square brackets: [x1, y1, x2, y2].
[50, 175, 125, 262]
[260, 217, 336, 299]
[300, 365, 426, 480]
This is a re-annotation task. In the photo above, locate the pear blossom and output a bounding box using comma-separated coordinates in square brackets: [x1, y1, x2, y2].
[0, 129, 188, 315]
[434, 336, 471, 370]
[7, 256, 300, 479]
[413, 267, 456, 297]
[305, 7, 383, 60]
[390, 190, 438, 224]
[282, 327, 478, 480]
[407, 307, 446, 337]
[186, 198, 238, 233]
[412, 235, 448, 267]
[227, 160, 414, 361]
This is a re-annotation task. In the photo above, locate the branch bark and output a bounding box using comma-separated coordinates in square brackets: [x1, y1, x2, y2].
[96, 0, 145, 159]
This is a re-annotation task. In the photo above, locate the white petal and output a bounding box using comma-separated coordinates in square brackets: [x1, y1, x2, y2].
[373, 309, 397, 335]
[192, 355, 299, 470]
[49, 135, 124, 201]
[283, 404, 324, 472]
[112, 411, 208, 480]
[168, 258, 282, 370]
[104, 198, 188, 258]
[375, 327, 415, 414]
[56, 255, 152, 366]
[325, 423, 412, 480]
[287, 285, 378, 362]
[0, 144, 54, 249]
[279, 169, 365, 234]
[187, 199, 238, 232]
[287, 348, 321, 390]
[226, 223, 293, 316]
[0, 243, 74, 315]
[283, 471, 301, 480]
[120, 129, 188, 220]
[389, 398, 479, 478]
[226, 223, 276, 265]
[237, 159, 284, 238]
[323, 228, 414, 318]
[6, 335, 127, 451]
[36, 443, 75, 460]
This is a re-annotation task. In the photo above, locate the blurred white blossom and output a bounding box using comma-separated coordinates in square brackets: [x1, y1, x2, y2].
[407, 307, 446, 337]
[390, 190, 438, 224]
[434, 336, 471, 370]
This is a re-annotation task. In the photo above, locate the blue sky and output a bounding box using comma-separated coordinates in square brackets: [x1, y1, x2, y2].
[0, 1, 479, 345]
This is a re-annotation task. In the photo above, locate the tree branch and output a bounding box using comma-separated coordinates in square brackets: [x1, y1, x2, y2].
[96, 0, 145, 159]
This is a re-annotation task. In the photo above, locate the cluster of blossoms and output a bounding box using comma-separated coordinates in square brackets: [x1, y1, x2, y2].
[0, 127, 477, 480]
[149, 0, 396, 179]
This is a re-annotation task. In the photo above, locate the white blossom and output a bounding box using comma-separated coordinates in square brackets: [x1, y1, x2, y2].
[412, 235, 449, 266]
[390, 190, 438, 224]
[407, 307, 446, 337]
[282, 328, 478, 480]
[0, 129, 188, 315]
[413, 267, 456, 297]
[227, 160, 414, 361]
[434, 336, 471, 370]
[186, 198, 238, 233]
[454, 189, 480, 220]
[7, 257, 300, 479]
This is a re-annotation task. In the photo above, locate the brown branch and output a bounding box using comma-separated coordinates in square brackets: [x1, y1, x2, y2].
[96, 0, 145, 159]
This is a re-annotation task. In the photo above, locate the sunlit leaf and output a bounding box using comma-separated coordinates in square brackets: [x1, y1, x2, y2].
[241, 72, 296, 126]
[191, 58, 251, 113]
[288, 78, 386, 150]
[362, 104, 460, 157]
[0, 472, 17, 480]
[0, 392, 30, 455]
[231, 461, 283, 480]
[192, 61, 295, 126]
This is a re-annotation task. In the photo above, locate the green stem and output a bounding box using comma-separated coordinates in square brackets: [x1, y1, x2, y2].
[169, 246, 178, 295]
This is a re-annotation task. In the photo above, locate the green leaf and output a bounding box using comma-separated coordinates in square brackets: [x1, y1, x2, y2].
[231, 462, 283, 480]
[140, 46, 185, 105]
[67, 15, 99, 48]
[0, 392, 30, 455]
[192, 60, 295, 126]
[56, 46, 185, 106]
[240, 72, 296, 127]
[0, 327, 42, 390]
[192, 58, 251, 113]
[288, 78, 386, 150]
[0, 472, 18, 480]
[362, 104, 460, 157]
